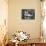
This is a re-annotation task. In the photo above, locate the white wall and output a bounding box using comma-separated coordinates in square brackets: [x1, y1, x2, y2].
[8, 0, 41, 39]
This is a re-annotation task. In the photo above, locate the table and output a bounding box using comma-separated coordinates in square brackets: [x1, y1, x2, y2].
[18, 38, 46, 46]
[6, 42, 46, 46]
[5, 41, 15, 46]
[5, 38, 46, 46]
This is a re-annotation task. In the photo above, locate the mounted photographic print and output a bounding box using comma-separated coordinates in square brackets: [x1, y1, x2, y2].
[22, 9, 35, 20]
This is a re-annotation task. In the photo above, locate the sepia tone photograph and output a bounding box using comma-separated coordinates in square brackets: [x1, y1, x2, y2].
[0, 0, 46, 46]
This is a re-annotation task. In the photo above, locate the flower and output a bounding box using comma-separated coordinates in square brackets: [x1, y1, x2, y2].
[11, 31, 30, 42]
[17, 31, 30, 41]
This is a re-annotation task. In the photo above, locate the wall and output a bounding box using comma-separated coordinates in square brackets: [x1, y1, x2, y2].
[8, 0, 41, 39]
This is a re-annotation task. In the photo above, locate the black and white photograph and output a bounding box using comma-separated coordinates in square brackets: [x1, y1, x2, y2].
[22, 9, 35, 20]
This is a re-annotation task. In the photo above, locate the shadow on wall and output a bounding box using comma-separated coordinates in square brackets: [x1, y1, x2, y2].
[0, 42, 2, 46]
